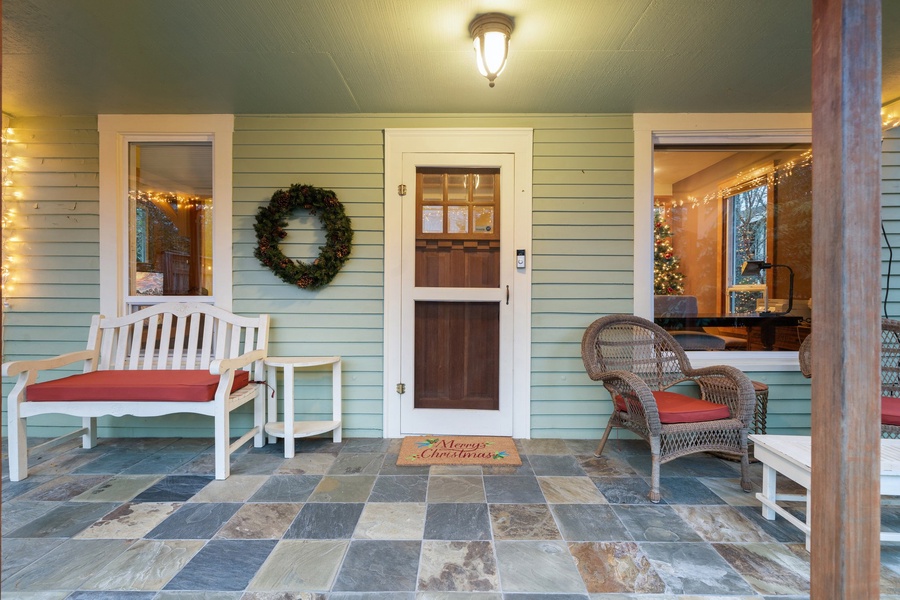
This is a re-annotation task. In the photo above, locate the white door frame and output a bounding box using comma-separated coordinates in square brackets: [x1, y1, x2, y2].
[384, 128, 533, 438]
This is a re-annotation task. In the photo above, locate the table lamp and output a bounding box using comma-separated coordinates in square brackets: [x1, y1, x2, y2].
[740, 260, 794, 315]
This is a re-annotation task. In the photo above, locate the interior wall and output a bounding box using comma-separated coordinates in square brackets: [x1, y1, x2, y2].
[667, 150, 812, 312]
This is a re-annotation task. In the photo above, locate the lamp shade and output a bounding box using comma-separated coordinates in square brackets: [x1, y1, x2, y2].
[470, 13, 514, 87]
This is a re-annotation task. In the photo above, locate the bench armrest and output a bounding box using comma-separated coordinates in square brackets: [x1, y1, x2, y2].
[3, 349, 98, 378]
[210, 348, 267, 375]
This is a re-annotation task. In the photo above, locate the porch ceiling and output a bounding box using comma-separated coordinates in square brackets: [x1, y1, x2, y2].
[2, 0, 899, 117]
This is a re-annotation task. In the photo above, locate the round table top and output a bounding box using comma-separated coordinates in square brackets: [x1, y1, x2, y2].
[264, 356, 340, 368]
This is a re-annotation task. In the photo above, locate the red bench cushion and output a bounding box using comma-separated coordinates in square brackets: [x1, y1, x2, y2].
[883, 396, 900, 426]
[615, 390, 731, 424]
[26, 369, 251, 402]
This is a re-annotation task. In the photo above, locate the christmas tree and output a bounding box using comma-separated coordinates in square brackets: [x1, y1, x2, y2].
[654, 211, 685, 295]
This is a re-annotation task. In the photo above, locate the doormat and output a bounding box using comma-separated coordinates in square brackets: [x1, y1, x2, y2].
[397, 435, 521, 466]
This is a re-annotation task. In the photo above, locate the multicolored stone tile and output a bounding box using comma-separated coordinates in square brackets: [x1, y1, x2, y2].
[215, 503, 302, 539]
[568, 541, 665, 594]
[712, 542, 810, 595]
[427, 475, 485, 503]
[76, 502, 182, 539]
[417, 540, 499, 592]
[247, 540, 347, 591]
[488, 503, 560, 540]
[353, 502, 426, 540]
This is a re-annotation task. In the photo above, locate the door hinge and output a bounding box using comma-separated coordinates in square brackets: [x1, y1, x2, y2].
[396, 382, 406, 394]
[398, 184, 407, 196]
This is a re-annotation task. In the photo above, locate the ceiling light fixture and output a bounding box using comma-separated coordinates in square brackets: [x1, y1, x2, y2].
[469, 13, 514, 88]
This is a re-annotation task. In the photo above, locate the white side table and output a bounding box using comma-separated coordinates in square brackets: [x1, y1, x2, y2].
[264, 356, 342, 458]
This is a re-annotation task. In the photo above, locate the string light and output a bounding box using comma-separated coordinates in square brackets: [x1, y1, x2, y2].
[884, 99, 900, 132]
[655, 150, 813, 212]
[128, 190, 212, 210]
[2, 120, 17, 308]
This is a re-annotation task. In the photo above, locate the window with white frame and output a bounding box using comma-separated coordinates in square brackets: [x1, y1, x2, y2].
[651, 143, 812, 352]
[99, 115, 234, 316]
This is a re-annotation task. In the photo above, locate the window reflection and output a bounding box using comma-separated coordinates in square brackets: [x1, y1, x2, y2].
[128, 142, 213, 297]
[653, 145, 812, 351]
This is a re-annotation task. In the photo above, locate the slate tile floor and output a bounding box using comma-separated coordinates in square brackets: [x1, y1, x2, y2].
[4, 436, 900, 599]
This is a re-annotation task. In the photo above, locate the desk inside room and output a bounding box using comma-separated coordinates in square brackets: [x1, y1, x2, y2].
[655, 313, 804, 351]
[264, 356, 342, 458]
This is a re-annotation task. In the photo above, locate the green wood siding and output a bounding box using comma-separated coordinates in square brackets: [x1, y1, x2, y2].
[9, 115, 895, 440]
[1, 116, 101, 434]
[884, 126, 900, 319]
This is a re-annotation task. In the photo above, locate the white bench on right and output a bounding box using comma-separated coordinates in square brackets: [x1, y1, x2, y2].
[749, 433, 900, 550]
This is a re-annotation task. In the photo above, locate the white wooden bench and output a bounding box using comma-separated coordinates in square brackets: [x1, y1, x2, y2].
[2, 302, 269, 481]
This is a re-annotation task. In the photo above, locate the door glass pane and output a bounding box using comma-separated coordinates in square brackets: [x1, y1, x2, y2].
[448, 206, 469, 234]
[128, 142, 213, 297]
[416, 168, 500, 288]
[422, 206, 443, 233]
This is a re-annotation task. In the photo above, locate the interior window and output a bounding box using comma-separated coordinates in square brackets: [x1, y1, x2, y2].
[128, 142, 213, 299]
[652, 144, 812, 351]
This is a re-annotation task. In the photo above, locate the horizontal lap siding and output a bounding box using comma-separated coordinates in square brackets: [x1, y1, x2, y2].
[14, 113, 880, 441]
[233, 114, 635, 439]
[530, 116, 635, 439]
[884, 127, 900, 319]
[234, 116, 387, 436]
[1, 116, 103, 436]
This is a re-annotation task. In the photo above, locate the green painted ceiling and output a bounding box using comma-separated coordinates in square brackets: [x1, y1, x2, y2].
[2, 0, 898, 117]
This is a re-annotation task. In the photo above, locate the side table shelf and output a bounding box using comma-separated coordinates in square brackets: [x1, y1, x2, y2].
[264, 356, 342, 458]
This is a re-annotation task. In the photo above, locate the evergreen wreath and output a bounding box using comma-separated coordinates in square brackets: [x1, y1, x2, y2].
[254, 183, 353, 289]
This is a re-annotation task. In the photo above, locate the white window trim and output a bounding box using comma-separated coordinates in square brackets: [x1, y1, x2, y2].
[634, 113, 811, 370]
[99, 115, 234, 316]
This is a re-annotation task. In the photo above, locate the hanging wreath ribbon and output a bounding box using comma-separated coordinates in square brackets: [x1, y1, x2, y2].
[254, 183, 353, 289]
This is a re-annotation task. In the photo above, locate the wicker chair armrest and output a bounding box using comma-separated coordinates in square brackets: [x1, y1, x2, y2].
[690, 365, 755, 425]
[592, 369, 662, 433]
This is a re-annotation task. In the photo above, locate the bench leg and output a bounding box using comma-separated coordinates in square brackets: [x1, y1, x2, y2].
[214, 406, 230, 480]
[82, 417, 97, 449]
[253, 385, 265, 448]
[8, 403, 28, 481]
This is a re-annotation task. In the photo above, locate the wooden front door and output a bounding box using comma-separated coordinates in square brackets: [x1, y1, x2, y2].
[400, 154, 514, 435]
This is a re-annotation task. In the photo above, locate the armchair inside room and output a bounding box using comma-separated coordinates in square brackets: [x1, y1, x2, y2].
[654, 295, 744, 351]
[581, 314, 755, 502]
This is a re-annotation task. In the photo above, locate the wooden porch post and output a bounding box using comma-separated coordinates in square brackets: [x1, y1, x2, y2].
[811, 0, 882, 597]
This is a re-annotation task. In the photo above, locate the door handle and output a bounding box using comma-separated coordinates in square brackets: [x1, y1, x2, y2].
[506, 285, 509, 305]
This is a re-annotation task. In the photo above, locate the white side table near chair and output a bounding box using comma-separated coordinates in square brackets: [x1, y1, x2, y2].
[264, 356, 342, 458]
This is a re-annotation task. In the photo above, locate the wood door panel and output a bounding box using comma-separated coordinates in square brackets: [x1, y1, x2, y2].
[414, 301, 499, 410]
[415, 239, 500, 288]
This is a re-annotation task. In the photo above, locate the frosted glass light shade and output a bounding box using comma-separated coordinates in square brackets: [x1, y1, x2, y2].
[469, 13, 513, 88]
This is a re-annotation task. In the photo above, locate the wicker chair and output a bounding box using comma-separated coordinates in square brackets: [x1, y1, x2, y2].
[803, 320, 900, 438]
[799, 334, 812, 379]
[882, 319, 900, 439]
[581, 314, 755, 503]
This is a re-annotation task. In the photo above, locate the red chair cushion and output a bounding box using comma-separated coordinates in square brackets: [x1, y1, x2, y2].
[883, 396, 900, 426]
[614, 390, 731, 424]
[26, 369, 251, 403]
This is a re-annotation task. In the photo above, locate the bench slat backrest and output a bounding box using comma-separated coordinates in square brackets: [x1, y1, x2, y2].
[88, 303, 268, 377]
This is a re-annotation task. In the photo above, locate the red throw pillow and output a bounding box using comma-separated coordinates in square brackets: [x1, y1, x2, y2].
[883, 396, 900, 426]
[26, 369, 251, 403]
[614, 390, 731, 424]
